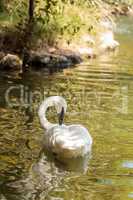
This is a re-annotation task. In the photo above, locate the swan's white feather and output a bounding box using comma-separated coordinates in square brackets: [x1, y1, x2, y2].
[39, 96, 92, 158]
[43, 124, 92, 158]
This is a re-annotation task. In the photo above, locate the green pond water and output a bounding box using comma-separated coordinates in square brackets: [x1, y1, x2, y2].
[0, 17, 133, 200]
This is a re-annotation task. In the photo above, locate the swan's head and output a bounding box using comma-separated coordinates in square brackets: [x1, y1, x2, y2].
[53, 96, 67, 125]
[38, 96, 67, 129]
[46, 96, 67, 125]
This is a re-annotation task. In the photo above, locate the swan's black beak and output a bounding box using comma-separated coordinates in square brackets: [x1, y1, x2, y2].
[58, 107, 64, 125]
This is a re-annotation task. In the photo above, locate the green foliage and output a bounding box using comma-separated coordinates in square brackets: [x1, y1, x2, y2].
[0, 0, 105, 47]
[32, 0, 102, 44]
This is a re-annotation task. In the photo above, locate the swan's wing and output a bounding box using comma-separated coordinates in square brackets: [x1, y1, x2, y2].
[68, 124, 93, 148]
[46, 125, 92, 158]
[69, 125, 92, 141]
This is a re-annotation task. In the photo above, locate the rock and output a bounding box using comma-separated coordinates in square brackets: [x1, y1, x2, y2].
[25, 51, 82, 69]
[78, 47, 96, 58]
[0, 54, 22, 70]
[65, 53, 82, 64]
[120, 5, 131, 15]
[48, 54, 72, 68]
[0, 52, 5, 60]
[48, 47, 56, 53]
[100, 20, 114, 31]
[27, 52, 51, 67]
[111, 5, 133, 16]
[128, 6, 133, 16]
[82, 34, 95, 45]
[55, 48, 83, 64]
[99, 31, 119, 51]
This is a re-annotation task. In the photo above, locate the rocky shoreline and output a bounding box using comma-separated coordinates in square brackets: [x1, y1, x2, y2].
[0, 3, 133, 71]
[0, 23, 120, 71]
[111, 3, 133, 16]
[0, 50, 83, 71]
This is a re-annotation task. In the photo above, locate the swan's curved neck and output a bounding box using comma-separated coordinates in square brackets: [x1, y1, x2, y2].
[38, 101, 53, 130]
[38, 96, 67, 130]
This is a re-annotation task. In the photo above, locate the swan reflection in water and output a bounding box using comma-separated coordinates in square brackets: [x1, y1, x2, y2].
[1, 149, 91, 200]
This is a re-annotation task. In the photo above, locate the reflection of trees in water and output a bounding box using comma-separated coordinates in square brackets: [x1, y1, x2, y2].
[0, 150, 90, 200]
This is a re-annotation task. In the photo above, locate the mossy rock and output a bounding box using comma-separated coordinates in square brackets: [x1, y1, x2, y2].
[25, 51, 82, 69]
[0, 54, 22, 70]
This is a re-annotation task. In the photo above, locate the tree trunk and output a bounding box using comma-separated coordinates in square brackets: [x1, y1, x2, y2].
[0, 0, 4, 11]
[29, 0, 34, 23]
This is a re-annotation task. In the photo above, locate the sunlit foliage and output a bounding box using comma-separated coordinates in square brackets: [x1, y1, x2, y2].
[0, 0, 104, 46]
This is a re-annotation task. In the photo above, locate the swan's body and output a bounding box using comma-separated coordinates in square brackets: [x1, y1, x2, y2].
[38, 96, 92, 158]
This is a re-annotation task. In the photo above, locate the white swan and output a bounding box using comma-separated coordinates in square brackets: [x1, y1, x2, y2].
[38, 96, 92, 158]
